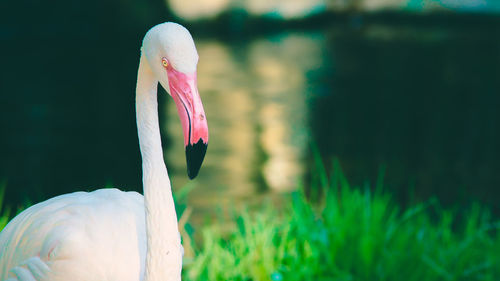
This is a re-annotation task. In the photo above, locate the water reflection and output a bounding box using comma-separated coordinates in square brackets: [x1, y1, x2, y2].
[2, 22, 499, 222]
[169, 0, 327, 19]
[164, 33, 325, 217]
[169, 0, 230, 20]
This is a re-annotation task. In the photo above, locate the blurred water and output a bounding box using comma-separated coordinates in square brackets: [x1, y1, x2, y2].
[165, 34, 321, 217]
[168, 24, 500, 218]
[1, 22, 499, 221]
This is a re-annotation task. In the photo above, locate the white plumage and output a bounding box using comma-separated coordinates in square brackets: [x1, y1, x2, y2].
[0, 22, 206, 281]
[0, 190, 147, 281]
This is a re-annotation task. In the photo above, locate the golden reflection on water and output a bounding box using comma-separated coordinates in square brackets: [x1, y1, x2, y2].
[169, 0, 230, 20]
[168, 0, 327, 19]
[244, 0, 327, 18]
[163, 33, 325, 220]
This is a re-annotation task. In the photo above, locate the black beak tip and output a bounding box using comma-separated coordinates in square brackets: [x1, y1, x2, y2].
[185, 139, 208, 179]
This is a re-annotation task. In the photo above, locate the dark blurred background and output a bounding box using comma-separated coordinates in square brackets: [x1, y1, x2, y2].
[1, 0, 499, 221]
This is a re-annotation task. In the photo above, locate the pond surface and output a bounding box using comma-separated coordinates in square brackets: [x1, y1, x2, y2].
[1, 21, 499, 221]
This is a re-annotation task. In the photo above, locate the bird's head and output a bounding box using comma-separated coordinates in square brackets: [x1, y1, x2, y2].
[142, 22, 208, 179]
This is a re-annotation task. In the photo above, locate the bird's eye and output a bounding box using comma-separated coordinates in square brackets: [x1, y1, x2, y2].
[162, 58, 169, 68]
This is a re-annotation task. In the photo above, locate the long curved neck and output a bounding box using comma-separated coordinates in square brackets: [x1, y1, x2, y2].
[136, 53, 182, 281]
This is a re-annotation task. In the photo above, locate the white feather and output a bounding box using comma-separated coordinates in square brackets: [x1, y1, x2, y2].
[0, 190, 146, 281]
[0, 22, 198, 281]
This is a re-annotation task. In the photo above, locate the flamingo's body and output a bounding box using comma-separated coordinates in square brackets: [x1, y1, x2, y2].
[0, 22, 208, 281]
[0, 190, 147, 281]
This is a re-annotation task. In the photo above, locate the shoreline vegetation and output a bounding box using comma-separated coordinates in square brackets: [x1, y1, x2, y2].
[1, 160, 499, 280]
[180, 10, 500, 39]
[180, 159, 500, 280]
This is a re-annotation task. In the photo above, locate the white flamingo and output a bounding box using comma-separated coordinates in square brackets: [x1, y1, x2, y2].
[0, 22, 208, 281]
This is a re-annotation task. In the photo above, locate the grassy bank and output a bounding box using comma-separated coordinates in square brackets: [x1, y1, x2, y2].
[182, 161, 500, 281]
[0, 185, 10, 232]
[1, 163, 499, 280]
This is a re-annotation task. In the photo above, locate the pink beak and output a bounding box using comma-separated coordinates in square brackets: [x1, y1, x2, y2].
[166, 64, 208, 179]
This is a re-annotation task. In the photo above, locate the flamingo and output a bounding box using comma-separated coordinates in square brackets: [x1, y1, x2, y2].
[0, 22, 208, 281]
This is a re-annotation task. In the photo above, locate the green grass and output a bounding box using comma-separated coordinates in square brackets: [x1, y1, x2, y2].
[1, 163, 499, 281]
[182, 160, 500, 281]
[0, 184, 10, 231]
